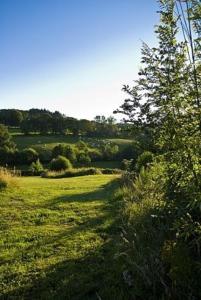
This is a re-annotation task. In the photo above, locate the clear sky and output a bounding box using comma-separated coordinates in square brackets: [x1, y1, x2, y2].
[0, 0, 158, 120]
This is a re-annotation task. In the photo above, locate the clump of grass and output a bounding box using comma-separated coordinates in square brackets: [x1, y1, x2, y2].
[42, 167, 102, 178]
[42, 167, 123, 179]
[0, 167, 17, 189]
[117, 163, 168, 298]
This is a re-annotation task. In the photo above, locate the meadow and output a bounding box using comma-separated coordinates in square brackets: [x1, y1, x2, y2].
[0, 175, 127, 299]
[12, 133, 133, 151]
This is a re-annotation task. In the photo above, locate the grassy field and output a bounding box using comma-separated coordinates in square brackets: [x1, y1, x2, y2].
[12, 134, 133, 151]
[13, 135, 80, 150]
[0, 175, 127, 300]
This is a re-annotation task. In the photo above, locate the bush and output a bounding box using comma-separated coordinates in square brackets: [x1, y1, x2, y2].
[77, 151, 91, 166]
[117, 141, 142, 161]
[102, 143, 119, 160]
[52, 144, 77, 163]
[29, 159, 44, 175]
[135, 151, 154, 172]
[65, 145, 77, 163]
[88, 148, 103, 161]
[101, 168, 123, 175]
[117, 164, 167, 298]
[42, 167, 102, 178]
[121, 159, 133, 171]
[76, 140, 88, 151]
[49, 155, 72, 171]
[20, 148, 39, 164]
[52, 144, 66, 158]
[34, 146, 52, 163]
[0, 147, 17, 165]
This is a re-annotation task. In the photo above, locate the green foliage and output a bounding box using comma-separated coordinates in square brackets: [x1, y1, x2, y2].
[29, 159, 44, 175]
[77, 151, 91, 166]
[20, 148, 38, 164]
[116, 1, 201, 298]
[65, 145, 77, 163]
[0, 124, 14, 149]
[135, 151, 154, 172]
[0, 167, 17, 189]
[88, 148, 103, 161]
[52, 144, 77, 163]
[117, 164, 167, 298]
[76, 140, 88, 151]
[0, 109, 23, 127]
[42, 167, 102, 178]
[49, 155, 72, 171]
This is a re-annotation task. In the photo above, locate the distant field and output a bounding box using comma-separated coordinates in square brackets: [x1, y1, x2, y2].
[0, 175, 127, 299]
[13, 135, 80, 150]
[13, 134, 133, 150]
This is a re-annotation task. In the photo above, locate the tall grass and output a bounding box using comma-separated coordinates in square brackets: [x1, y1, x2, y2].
[0, 167, 17, 189]
[117, 164, 170, 299]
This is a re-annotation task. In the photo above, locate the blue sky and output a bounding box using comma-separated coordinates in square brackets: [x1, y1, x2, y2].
[0, 0, 158, 120]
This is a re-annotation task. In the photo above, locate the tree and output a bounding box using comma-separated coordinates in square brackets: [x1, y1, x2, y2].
[116, 1, 201, 297]
[116, 0, 201, 196]
[0, 124, 14, 148]
[0, 109, 23, 127]
[51, 111, 66, 134]
[50, 156, 72, 171]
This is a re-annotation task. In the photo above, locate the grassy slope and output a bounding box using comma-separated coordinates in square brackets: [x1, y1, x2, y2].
[13, 134, 133, 151]
[0, 175, 127, 300]
[13, 135, 80, 150]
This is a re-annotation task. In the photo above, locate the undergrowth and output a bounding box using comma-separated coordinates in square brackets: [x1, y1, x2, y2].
[117, 163, 201, 300]
[0, 167, 17, 189]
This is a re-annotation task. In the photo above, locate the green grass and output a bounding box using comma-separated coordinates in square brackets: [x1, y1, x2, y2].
[12, 133, 133, 151]
[13, 135, 80, 150]
[0, 175, 127, 299]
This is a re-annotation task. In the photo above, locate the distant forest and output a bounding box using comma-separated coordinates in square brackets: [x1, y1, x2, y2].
[0, 108, 130, 137]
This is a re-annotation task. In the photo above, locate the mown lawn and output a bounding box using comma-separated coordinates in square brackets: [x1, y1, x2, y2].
[0, 175, 127, 300]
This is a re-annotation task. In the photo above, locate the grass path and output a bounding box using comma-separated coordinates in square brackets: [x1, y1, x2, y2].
[0, 175, 126, 300]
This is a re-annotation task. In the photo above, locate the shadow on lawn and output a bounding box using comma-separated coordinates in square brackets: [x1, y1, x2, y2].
[1, 178, 130, 300]
[43, 178, 120, 207]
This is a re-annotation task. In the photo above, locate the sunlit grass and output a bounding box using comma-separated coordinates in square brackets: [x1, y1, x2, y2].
[0, 175, 127, 299]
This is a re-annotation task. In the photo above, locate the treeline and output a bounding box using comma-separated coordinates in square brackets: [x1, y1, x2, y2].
[0, 109, 128, 137]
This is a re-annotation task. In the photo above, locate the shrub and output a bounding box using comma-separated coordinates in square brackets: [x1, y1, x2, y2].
[65, 145, 77, 163]
[20, 148, 39, 164]
[77, 151, 91, 166]
[76, 140, 88, 151]
[42, 167, 102, 178]
[34, 146, 52, 163]
[117, 164, 167, 298]
[135, 151, 154, 172]
[0, 147, 17, 165]
[49, 155, 72, 171]
[101, 168, 123, 175]
[102, 143, 119, 160]
[88, 148, 103, 161]
[52, 144, 77, 163]
[52, 144, 66, 158]
[121, 159, 133, 171]
[29, 159, 44, 175]
[117, 141, 142, 161]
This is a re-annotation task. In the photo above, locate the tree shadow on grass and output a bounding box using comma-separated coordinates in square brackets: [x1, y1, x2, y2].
[1, 178, 130, 300]
[43, 178, 121, 208]
[2, 236, 128, 300]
